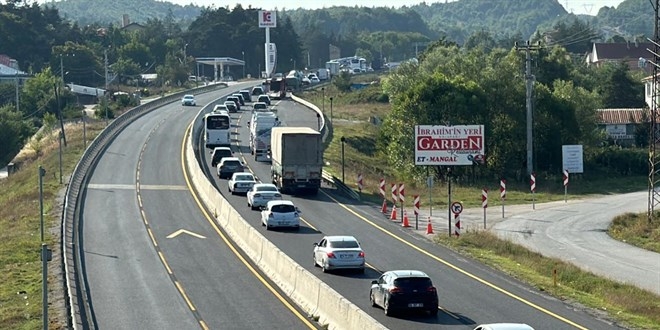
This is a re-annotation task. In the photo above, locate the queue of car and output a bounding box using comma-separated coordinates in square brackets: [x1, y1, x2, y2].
[205, 90, 533, 327]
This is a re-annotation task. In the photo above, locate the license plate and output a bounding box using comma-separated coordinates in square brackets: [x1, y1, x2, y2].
[340, 254, 352, 259]
[408, 303, 423, 308]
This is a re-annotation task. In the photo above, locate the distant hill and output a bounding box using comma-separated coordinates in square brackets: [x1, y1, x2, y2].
[45, 0, 653, 43]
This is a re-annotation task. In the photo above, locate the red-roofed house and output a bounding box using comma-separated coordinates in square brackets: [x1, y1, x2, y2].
[597, 108, 647, 144]
[586, 42, 654, 73]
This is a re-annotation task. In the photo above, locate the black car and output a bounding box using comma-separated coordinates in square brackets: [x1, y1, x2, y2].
[257, 94, 271, 106]
[370, 270, 438, 316]
[232, 93, 246, 106]
[239, 90, 252, 103]
[251, 86, 264, 96]
[211, 147, 233, 167]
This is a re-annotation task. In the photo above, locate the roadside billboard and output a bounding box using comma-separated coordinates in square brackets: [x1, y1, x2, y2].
[415, 125, 485, 166]
[562, 144, 584, 173]
[258, 10, 277, 28]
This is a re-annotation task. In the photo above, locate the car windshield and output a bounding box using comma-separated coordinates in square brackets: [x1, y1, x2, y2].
[328, 240, 359, 249]
[257, 186, 278, 192]
[393, 277, 433, 289]
[271, 204, 295, 213]
[184, 95, 193, 99]
[235, 175, 254, 181]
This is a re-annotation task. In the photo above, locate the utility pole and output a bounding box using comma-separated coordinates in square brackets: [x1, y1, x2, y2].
[15, 71, 19, 112]
[60, 55, 64, 83]
[515, 41, 540, 176]
[104, 48, 109, 124]
[648, 0, 660, 222]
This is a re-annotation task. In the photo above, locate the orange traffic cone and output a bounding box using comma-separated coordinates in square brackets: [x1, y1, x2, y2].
[390, 205, 398, 221]
[381, 199, 388, 214]
[402, 210, 410, 227]
[426, 216, 434, 234]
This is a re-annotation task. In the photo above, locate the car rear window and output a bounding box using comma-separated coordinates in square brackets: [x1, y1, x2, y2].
[271, 204, 295, 213]
[257, 186, 278, 192]
[223, 160, 242, 167]
[329, 240, 359, 248]
[393, 277, 433, 289]
[235, 175, 254, 181]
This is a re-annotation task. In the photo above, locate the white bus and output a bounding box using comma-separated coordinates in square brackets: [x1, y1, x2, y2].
[204, 112, 231, 149]
[348, 57, 367, 72]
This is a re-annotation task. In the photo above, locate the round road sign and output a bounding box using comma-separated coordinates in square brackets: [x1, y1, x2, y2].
[451, 201, 463, 215]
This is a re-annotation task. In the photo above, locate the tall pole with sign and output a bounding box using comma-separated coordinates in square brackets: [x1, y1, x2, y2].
[259, 10, 277, 78]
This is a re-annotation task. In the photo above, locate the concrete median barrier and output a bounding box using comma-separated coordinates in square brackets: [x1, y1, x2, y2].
[185, 116, 386, 330]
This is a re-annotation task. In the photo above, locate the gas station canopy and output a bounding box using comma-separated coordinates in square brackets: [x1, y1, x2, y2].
[195, 57, 245, 81]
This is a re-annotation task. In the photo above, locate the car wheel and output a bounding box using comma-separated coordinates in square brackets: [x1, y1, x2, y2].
[261, 220, 266, 227]
[322, 261, 328, 273]
[384, 298, 392, 316]
[370, 292, 378, 307]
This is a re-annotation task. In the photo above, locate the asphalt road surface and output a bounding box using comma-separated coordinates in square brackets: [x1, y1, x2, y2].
[81, 83, 318, 329]
[197, 98, 627, 330]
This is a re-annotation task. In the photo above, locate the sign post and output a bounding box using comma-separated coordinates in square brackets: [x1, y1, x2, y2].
[563, 169, 569, 203]
[451, 201, 463, 237]
[500, 179, 506, 218]
[530, 172, 536, 210]
[414, 125, 485, 166]
[398, 183, 405, 221]
[258, 10, 277, 78]
[482, 188, 488, 229]
[379, 178, 385, 198]
[413, 195, 420, 230]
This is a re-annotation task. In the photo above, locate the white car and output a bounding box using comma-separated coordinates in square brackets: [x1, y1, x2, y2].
[313, 236, 365, 273]
[181, 94, 196, 106]
[261, 200, 300, 230]
[212, 104, 229, 114]
[247, 183, 282, 210]
[228, 172, 256, 195]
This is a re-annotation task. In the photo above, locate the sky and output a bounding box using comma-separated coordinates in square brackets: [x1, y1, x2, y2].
[159, 0, 626, 16]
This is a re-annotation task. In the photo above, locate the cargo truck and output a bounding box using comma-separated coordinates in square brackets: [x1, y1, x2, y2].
[249, 112, 279, 161]
[270, 127, 323, 194]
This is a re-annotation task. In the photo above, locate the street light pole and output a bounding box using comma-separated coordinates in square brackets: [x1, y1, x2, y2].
[58, 131, 63, 184]
[242, 51, 245, 79]
[38, 165, 45, 242]
[340, 136, 346, 183]
[330, 97, 334, 123]
[322, 87, 325, 114]
[104, 48, 108, 124]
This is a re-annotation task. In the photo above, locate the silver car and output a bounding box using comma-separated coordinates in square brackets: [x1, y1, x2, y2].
[228, 172, 256, 195]
[247, 183, 282, 210]
[313, 236, 365, 273]
[217, 157, 244, 179]
[260, 200, 300, 230]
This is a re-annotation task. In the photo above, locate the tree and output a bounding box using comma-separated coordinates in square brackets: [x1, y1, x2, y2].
[597, 62, 645, 108]
[332, 71, 352, 92]
[0, 105, 34, 165]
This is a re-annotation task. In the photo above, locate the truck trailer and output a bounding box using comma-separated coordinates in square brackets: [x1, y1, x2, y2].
[270, 127, 323, 194]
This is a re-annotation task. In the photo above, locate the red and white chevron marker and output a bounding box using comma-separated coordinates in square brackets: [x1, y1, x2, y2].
[482, 188, 488, 208]
[357, 174, 363, 192]
[530, 172, 536, 192]
[379, 178, 385, 198]
[391, 183, 398, 204]
[454, 214, 461, 237]
[413, 195, 420, 216]
[500, 179, 506, 199]
[398, 183, 405, 203]
[563, 170, 569, 187]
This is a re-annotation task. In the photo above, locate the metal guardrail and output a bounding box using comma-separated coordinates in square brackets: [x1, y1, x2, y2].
[61, 83, 228, 330]
[321, 170, 361, 200]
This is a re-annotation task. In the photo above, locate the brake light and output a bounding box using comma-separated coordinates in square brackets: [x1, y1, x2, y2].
[358, 251, 365, 258]
[326, 252, 336, 258]
[427, 286, 437, 293]
[388, 286, 402, 293]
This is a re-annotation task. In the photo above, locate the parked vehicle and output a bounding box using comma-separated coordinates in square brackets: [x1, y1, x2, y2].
[270, 127, 323, 194]
[217, 157, 244, 179]
[247, 183, 282, 210]
[228, 172, 256, 195]
[260, 200, 300, 230]
[313, 236, 365, 273]
[316, 68, 330, 81]
[369, 270, 438, 316]
[181, 94, 196, 106]
[210, 147, 233, 167]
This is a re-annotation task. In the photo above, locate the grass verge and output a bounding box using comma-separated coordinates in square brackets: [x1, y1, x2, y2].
[0, 121, 104, 330]
[609, 212, 660, 253]
[436, 231, 660, 330]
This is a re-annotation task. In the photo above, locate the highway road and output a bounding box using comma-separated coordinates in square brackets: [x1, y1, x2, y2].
[196, 98, 627, 329]
[80, 83, 318, 329]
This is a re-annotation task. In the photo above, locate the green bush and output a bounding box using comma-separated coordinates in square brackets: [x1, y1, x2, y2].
[585, 146, 647, 175]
